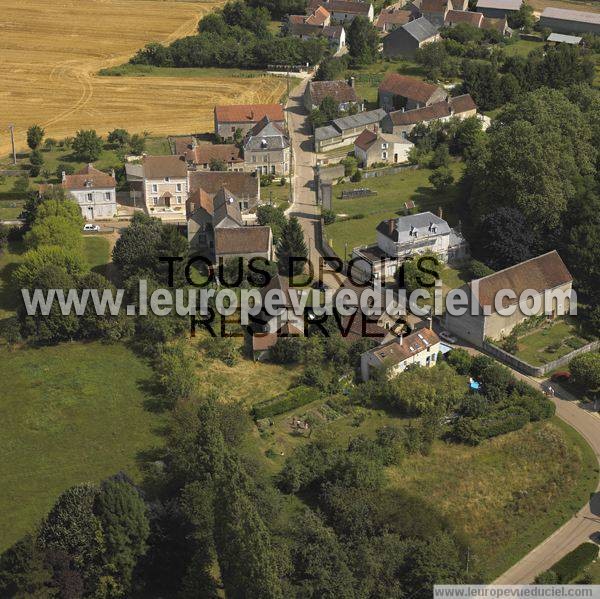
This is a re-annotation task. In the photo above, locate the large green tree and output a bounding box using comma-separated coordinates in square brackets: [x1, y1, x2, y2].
[276, 216, 308, 276]
[347, 16, 379, 66]
[26, 125, 45, 150]
[72, 129, 103, 162]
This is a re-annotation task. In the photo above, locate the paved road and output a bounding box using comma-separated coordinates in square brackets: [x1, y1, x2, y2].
[285, 78, 345, 289]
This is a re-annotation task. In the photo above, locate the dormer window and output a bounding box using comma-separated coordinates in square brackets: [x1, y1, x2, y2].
[164, 177, 170, 182]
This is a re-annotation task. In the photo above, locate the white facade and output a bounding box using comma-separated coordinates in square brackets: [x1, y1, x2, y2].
[70, 187, 116, 220]
[144, 176, 188, 222]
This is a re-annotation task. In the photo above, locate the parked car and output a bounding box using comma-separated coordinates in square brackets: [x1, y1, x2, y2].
[83, 224, 100, 232]
[439, 330, 457, 344]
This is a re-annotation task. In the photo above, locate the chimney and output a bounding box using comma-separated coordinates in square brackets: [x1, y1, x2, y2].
[189, 202, 195, 213]
[250, 109, 254, 120]
[438, 206, 443, 219]
[61, 171, 66, 182]
[429, 316, 433, 330]
[349, 76, 355, 88]
[399, 333, 403, 346]
[110, 169, 115, 179]
[388, 219, 394, 234]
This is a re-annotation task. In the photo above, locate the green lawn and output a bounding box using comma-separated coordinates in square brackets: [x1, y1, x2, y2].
[0, 199, 24, 220]
[514, 319, 590, 366]
[0, 342, 165, 551]
[324, 161, 464, 257]
[82, 235, 111, 272]
[501, 39, 544, 58]
[262, 181, 291, 209]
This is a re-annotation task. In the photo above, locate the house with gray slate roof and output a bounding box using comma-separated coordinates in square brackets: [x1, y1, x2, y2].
[314, 108, 387, 152]
[383, 16, 440, 57]
[242, 116, 290, 176]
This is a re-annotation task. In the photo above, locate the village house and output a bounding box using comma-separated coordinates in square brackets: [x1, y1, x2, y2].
[382, 16, 440, 57]
[60, 164, 117, 221]
[538, 7, 600, 35]
[378, 73, 447, 111]
[360, 327, 441, 381]
[314, 108, 387, 152]
[307, 0, 375, 23]
[174, 137, 244, 172]
[242, 116, 291, 176]
[475, 0, 522, 19]
[351, 211, 468, 282]
[186, 186, 272, 262]
[287, 21, 346, 53]
[289, 5, 332, 26]
[353, 129, 414, 166]
[188, 170, 260, 214]
[382, 93, 477, 136]
[375, 7, 413, 33]
[420, 0, 468, 27]
[444, 251, 574, 347]
[214, 104, 286, 138]
[125, 155, 188, 223]
[304, 79, 363, 112]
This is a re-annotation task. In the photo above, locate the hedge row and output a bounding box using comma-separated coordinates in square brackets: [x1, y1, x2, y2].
[548, 543, 599, 583]
[252, 386, 321, 420]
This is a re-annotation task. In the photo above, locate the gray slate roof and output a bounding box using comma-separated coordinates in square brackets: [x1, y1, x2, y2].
[213, 187, 243, 227]
[244, 117, 290, 151]
[402, 16, 439, 42]
[314, 108, 387, 142]
[376, 211, 450, 243]
[476, 0, 521, 9]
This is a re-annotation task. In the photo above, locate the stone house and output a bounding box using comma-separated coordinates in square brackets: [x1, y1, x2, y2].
[444, 251, 574, 348]
[378, 73, 447, 111]
[307, 0, 374, 23]
[353, 129, 414, 166]
[130, 155, 188, 223]
[360, 327, 441, 381]
[351, 211, 468, 282]
[174, 137, 244, 172]
[61, 164, 117, 221]
[382, 94, 477, 137]
[382, 16, 440, 57]
[314, 108, 387, 152]
[214, 104, 285, 138]
[287, 22, 346, 53]
[242, 116, 291, 176]
[304, 79, 363, 112]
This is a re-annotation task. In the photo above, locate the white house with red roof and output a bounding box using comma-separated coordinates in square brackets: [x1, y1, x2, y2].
[62, 164, 117, 221]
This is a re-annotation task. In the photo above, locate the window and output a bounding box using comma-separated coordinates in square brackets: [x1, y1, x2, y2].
[382, 151, 388, 159]
[152, 197, 158, 205]
[176, 183, 182, 192]
[105, 192, 111, 200]
[176, 196, 182, 204]
[164, 177, 170, 182]
[231, 126, 235, 133]
[252, 155, 256, 163]
[87, 193, 93, 202]
[151, 184, 158, 193]
[263, 155, 268, 162]
[381, 142, 388, 149]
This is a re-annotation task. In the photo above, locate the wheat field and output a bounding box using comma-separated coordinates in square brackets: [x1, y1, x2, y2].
[0, 0, 287, 156]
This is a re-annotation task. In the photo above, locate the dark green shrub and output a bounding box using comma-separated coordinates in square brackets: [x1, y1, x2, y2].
[549, 543, 599, 583]
[252, 386, 321, 419]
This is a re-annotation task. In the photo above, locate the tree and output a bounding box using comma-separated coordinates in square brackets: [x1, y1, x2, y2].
[509, 1, 534, 30]
[214, 451, 283, 599]
[27, 125, 45, 150]
[347, 16, 379, 66]
[276, 216, 308, 276]
[107, 128, 130, 148]
[288, 509, 356, 598]
[94, 477, 150, 593]
[29, 149, 44, 177]
[14, 245, 87, 288]
[257, 204, 287, 241]
[13, 173, 30, 194]
[129, 133, 147, 155]
[25, 215, 83, 252]
[430, 143, 450, 169]
[569, 353, 600, 393]
[72, 129, 103, 162]
[154, 343, 198, 403]
[209, 158, 227, 171]
[429, 167, 454, 191]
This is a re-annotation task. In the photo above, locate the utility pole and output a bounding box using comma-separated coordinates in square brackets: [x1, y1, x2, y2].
[8, 124, 16, 165]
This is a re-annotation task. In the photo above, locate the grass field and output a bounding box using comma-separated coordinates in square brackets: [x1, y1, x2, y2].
[324, 162, 464, 257]
[0, 341, 166, 551]
[528, 0, 600, 13]
[0, 0, 287, 158]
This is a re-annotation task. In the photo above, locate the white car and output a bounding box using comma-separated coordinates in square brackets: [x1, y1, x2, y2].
[83, 224, 100, 232]
[439, 330, 457, 344]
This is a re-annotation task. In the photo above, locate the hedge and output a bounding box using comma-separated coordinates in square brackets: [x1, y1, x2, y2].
[549, 543, 599, 583]
[252, 386, 321, 419]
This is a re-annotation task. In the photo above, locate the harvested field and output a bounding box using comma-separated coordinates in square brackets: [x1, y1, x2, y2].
[528, 0, 600, 13]
[0, 0, 287, 156]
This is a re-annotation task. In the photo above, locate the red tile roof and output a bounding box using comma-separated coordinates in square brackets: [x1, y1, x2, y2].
[354, 128, 378, 150]
[421, 0, 448, 12]
[215, 226, 271, 256]
[188, 171, 259, 199]
[370, 327, 440, 365]
[379, 73, 443, 104]
[472, 251, 573, 311]
[63, 164, 116, 190]
[388, 94, 476, 125]
[449, 93, 477, 113]
[308, 80, 359, 107]
[252, 323, 303, 352]
[376, 9, 412, 28]
[444, 9, 484, 25]
[142, 155, 188, 179]
[308, 0, 372, 15]
[174, 138, 243, 166]
[306, 5, 330, 24]
[214, 104, 285, 125]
